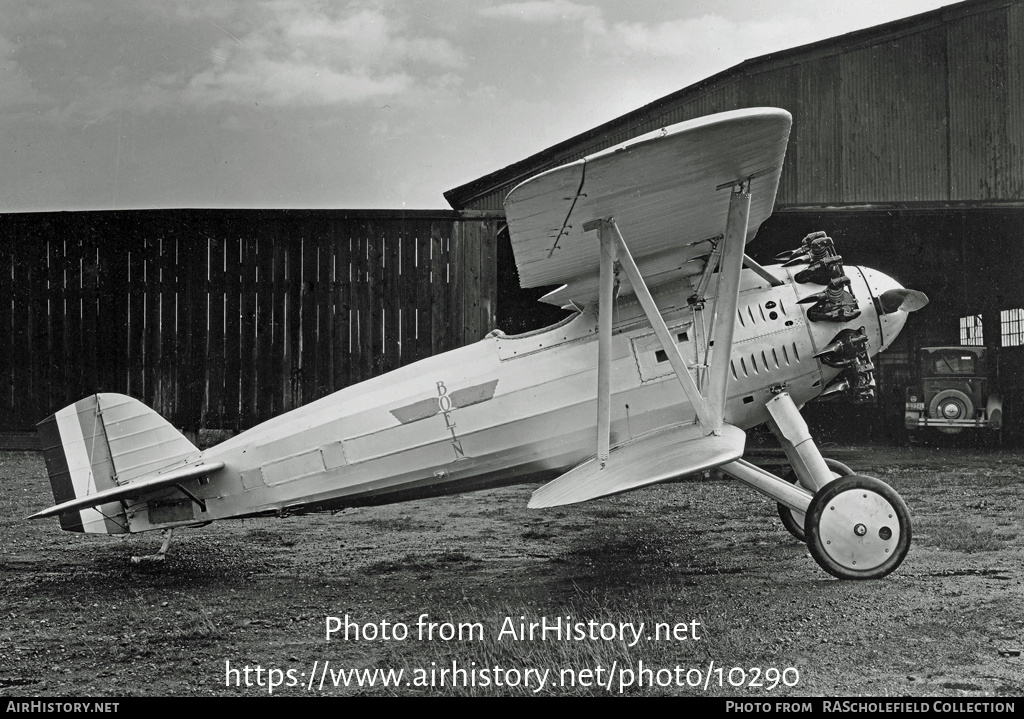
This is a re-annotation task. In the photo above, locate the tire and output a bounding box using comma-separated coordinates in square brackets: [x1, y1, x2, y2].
[805, 474, 912, 580]
[928, 389, 974, 435]
[777, 458, 853, 541]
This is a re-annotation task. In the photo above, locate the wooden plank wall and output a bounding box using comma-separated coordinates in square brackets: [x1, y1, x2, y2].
[0, 210, 501, 433]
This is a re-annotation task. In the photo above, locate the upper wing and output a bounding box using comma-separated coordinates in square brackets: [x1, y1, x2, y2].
[504, 107, 792, 307]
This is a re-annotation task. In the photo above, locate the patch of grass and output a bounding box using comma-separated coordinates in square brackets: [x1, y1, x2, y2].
[244, 527, 284, 542]
[655, 502, 691, 515]
[361, 550, 482, 575]
[561, 530, 675, 563]
[588, 508, 629, 520]
[168, 597, 220, 640]
[429, 550, 478, 564]
[106, 596, 219, 665]
[916, 517, 1017, 552]
[354, 516, 426, 532]
[521, 528, 555, 540]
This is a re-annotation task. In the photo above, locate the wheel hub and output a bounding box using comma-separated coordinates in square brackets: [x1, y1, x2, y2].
[941, 402, 962, 419]
[818, 489, 901, 569]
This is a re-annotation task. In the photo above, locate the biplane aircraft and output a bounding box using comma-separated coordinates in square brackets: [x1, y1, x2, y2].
[30, 107, 928, 580]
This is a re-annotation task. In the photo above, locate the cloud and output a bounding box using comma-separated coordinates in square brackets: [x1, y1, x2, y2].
[474, 3, 815, 70]
[608, 14, 820, 61]
[147, 5, 465, 111]
[0, 33, 54, 108]
[12, 2, 468, 125]
[179, 61, 413, 109]
[286, 9, 464, 70]
[479, 0, 605, 32]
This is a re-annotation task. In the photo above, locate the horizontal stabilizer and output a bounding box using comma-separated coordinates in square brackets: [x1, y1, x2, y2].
[28, 460, 225, 521]
[528, 424, 745, 508]
[35, 394, 211, 533]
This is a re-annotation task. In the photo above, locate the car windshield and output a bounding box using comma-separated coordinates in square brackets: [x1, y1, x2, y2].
[927, 352, 977, 376]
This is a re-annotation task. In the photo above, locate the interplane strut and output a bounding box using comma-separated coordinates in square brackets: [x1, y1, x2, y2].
[587, 218, 715, 443]
[586, 183, 753, 450]
[707, 185, 751, 427]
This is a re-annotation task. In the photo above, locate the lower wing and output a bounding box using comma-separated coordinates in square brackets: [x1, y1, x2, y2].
[529, 423, 745, 508]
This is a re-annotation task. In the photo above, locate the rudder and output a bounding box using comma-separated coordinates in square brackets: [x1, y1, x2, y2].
[36, 394, 199, 534]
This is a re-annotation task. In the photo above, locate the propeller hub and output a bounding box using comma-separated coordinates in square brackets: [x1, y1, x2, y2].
[848, 266, 928, 355]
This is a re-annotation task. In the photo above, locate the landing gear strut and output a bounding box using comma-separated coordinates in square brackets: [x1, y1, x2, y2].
[777, 458, 853, 542]
[720, 392, 911, 579]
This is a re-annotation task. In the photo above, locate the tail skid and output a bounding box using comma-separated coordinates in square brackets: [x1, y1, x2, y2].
[35, 394, 204, 533]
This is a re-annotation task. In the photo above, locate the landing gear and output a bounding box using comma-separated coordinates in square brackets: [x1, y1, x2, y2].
[722, 391, 913, 580]
[777, 458, 853, 541]
[131, 529, 173, 564]
[804, 475, 911, 580]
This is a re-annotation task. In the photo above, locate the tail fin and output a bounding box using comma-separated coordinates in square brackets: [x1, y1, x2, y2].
[36, 394, 199, 534]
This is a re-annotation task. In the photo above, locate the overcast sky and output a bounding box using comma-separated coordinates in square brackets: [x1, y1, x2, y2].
[2, 0, 955, 212]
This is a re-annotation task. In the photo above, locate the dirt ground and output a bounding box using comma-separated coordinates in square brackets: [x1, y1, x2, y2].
[0, 443, 1021, 697]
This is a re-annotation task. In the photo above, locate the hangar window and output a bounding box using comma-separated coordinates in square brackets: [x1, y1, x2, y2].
[1000, 309, 1024, 347]
[959, 315, 983, 346]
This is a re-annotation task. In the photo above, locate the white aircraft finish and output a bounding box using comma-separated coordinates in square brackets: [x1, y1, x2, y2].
[31, 108, 925, 580]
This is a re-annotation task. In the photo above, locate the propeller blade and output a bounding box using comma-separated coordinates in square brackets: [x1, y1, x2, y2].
[879, 289, 929, 314]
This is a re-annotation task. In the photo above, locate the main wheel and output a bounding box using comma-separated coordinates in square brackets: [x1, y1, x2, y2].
[805, 474, 911, 580]
[777, 458, 853, 541]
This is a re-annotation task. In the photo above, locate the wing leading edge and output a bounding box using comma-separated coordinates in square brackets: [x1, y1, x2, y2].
[504, 107, 792, 307]
[528, 423, 745, 508]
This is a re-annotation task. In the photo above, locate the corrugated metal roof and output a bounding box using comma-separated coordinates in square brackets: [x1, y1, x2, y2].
[444, 0, 1018, 211]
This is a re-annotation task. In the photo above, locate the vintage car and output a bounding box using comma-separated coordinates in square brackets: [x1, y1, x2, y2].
[904, 346, 1002, 436]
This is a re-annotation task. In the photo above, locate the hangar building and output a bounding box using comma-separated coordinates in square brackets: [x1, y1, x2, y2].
[1, 0, 1020, 446]
[444, 0, 1024, 443]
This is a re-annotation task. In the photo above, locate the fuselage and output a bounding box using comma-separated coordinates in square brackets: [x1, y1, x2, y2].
[124, 262, 912, 532]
